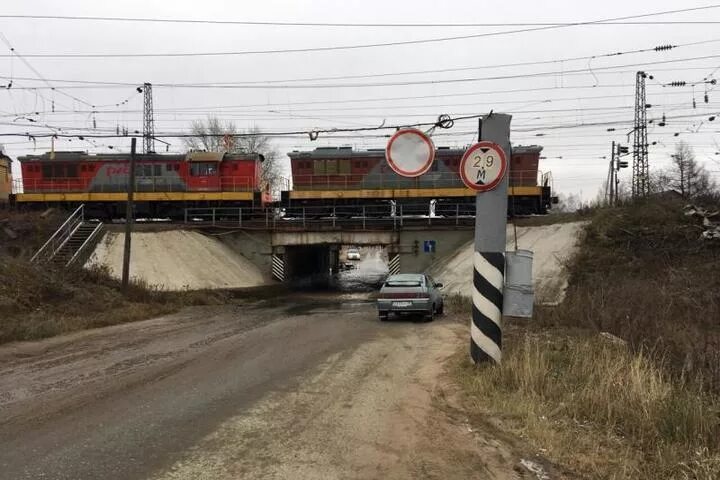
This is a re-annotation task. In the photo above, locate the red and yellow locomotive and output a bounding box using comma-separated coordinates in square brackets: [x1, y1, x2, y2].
[283, 145, 555, 216]
[16, 151, 269, 218]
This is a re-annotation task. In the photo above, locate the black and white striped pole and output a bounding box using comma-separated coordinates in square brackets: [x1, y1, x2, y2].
[459, 114, 511, 364]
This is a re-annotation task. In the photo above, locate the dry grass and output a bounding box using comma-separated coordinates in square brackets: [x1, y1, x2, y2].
[453, 331, 720, 479]
[536, 198, 720, 391]
[452, 198, 720, 478]
[1, 209, 288, 344]
[513, 210, 592, 227]
[0, 256, 230, 344]
[0, 256, 291, 344]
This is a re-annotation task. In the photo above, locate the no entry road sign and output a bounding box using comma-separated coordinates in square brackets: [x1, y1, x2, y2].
[459, 141, 507, 192]
[385, 128, 435, 178]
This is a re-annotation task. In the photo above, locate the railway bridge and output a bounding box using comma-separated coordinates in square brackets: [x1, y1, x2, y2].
[184, 205, 475, 284]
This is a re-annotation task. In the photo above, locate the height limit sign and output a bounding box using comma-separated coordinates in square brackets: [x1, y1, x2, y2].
[459, 141, 508, 191]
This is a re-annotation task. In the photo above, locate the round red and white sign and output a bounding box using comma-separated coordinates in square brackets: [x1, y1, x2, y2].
[459, 141, 507, 191]
[385, 128, 435, 178]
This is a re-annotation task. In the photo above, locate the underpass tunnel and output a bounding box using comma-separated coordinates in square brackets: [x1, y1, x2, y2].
[282, 244, 392, 292]
[284, 244, 338, 289]
[335, 245, 390, 292]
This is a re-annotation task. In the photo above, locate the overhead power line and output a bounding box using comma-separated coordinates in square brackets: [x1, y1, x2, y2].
[0, 32, 93, 108]
[2, 6, 718, 58]
[9, 37, 711, 87]
[2, 55, 719, 90]
[2, 9, 720, 27]
[3, 110, 719, 139]
[0, 113, 487, 138]
[19, 101, 713, 122]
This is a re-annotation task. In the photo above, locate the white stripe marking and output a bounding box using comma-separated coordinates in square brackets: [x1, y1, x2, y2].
[472, 289, 501, 326]
[471, 322, 501, 363]
[473, 251, 504, 289]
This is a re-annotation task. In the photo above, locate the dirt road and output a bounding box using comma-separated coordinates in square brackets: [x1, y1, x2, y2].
[0, 296, 529, 479]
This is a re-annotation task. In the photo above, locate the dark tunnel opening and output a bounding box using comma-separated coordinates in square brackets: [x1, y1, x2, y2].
[284, 245, 336, 289]
[283, 245, 389, 292]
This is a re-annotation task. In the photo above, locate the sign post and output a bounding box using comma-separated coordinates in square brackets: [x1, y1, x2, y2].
[460, 115, 512, 364]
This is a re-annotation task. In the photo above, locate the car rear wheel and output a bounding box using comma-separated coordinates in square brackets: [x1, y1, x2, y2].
[379, 311, 389, 322]
[425, 305, 435, 322]
[437, 302, 444, 316]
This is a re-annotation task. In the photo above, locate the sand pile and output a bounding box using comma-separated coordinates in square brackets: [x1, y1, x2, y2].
[87, 230, 268, 291]
[430, 222, 586, 305]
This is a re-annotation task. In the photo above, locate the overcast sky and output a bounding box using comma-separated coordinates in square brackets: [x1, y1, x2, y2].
[2, 0, 720, 199]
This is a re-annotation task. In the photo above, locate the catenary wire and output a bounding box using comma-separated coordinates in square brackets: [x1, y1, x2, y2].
[2, 6, 719, 58]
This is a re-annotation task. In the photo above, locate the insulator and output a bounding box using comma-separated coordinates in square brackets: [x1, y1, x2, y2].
[654, 44, 675, 51]
[705, 94, 709, 103]
[668, 81, 687, 87]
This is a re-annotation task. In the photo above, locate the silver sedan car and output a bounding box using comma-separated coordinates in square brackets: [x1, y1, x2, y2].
[377, 273, 444, 321]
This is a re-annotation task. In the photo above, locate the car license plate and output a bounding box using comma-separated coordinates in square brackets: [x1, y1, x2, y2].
[392, 301, 412, 308]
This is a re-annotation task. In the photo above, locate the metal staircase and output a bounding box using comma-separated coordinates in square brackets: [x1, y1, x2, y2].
[31, 204, 105, 267]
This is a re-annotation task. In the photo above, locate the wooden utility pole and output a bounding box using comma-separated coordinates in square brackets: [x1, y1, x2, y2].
[121, 138, 137, 290]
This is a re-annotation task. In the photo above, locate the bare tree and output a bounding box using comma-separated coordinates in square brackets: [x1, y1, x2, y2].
[554, 192, 582, 212]
[183, 117, 285, 191]
[664, 142, 716, 198]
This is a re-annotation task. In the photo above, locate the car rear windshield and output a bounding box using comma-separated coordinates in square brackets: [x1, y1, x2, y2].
[385, 280, 421, 287]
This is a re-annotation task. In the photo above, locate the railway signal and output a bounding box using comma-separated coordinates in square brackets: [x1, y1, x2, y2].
[607, 142, 630, 205]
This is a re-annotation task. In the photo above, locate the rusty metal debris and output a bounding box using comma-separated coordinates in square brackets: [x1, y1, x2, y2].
[684, 205, 720, 240]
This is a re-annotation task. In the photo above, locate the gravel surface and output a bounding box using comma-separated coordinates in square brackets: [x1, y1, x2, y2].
[0, 296, 529, 480]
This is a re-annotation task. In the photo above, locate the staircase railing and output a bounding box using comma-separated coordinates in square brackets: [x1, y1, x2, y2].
[66, 223, 105, 267]
[31, 204, 85, 263]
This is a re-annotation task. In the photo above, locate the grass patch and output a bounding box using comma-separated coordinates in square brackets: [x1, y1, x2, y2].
[0, 257, 286, 345]
[453, 330, 720, 479]
[1, 209, 288, 345]
[444, 293, 472, 313]
[536, 198, 720, 391]
[453, 198, 720, 478]
[513, 210, 591, 227]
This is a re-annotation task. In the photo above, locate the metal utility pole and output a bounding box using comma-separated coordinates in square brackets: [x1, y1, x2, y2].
[121, 138, 137, 290]
[632, 72, 650, 197]
[142, 82, 155, 154]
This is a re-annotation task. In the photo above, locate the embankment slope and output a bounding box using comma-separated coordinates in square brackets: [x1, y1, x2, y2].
[430, 222, 585, 304]
[88, 230, 268, 290]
